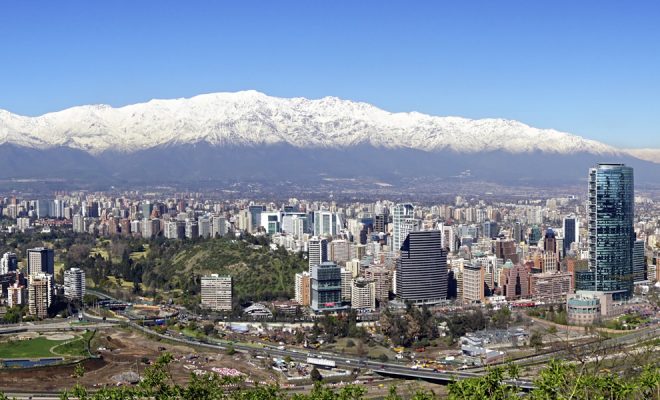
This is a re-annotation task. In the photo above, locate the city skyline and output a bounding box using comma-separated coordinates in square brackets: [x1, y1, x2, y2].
[1, 1, 659, 148]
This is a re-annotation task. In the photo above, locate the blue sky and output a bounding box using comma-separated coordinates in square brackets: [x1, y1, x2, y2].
[0, 1, 658, 148]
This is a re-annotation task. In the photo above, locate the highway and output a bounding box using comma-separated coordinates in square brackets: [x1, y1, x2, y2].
[466, 325, 660, 372]
[84, 290, 536, 390]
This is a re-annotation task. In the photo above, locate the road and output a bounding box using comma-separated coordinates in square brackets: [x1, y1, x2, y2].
[466, 325, 660, 372]
[0, 320, 117, 335]
[84, 290, 536, 390]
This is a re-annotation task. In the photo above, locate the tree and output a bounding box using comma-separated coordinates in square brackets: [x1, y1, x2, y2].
[310, 367, 322, 382]
[529, 331, 543, 352]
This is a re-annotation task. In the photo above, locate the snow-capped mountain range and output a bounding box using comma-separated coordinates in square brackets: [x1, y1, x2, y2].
[0, 90, 625, 156]
[0, 91, 657, 187]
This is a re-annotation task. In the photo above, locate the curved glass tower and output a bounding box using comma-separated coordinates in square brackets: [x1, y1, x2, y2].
[577, 163, 634, 300]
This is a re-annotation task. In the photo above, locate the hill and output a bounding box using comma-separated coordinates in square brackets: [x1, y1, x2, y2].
[141, 236, 307, 307]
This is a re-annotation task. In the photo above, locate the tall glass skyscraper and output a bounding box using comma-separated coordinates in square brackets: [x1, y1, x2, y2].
[576, 163, 634, 300]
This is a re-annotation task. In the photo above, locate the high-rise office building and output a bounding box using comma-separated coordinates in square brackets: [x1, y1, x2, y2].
[308, 237, 328, 273]
[73, 214, 86, 233]
[633, 239, 647, 283]
[198, 216, 211, 238]
[200, 274, 232, 311]
[313, 211, 340, 237]
[212, 215, 227, 237]
[0, 252, 18, 275]
[310, 261, 344, 312]
[27, 247, 54, 277]
[528, 225, 542, 246]
[392, 203, 416, 252]
[543, 228, 557, 255]
[576, 164, 634, 300]
[396, 230, 447, 304]
[562, 215, 579, 255]
[185, 219, 199, 239]
[482, 220, 499, 239]
[248, 205, 265, 233]
[64, 268, 86, 300]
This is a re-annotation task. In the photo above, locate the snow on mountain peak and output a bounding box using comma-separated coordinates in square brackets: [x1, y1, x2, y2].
[0, 91, 621, 156]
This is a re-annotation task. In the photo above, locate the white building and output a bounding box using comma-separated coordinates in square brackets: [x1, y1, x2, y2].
[351, 278, 376, 311]
[392, 203, 418, 252]
[201, 274, 232, 311]
[0, 252, 18, 275]
[212, 215, 227, 237]
[308, 236, 328, 273]
[64, 268, 86, 300]
[198, 216, 211, 238]
[340, 268, 353, 301]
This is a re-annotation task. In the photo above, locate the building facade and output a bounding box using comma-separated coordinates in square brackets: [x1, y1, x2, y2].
[28, 273, 53, 319]
[27, 247, 55, 277]
[310, 262, 344, 312]
[577, 164, 635, 300]
[396, 230, 448, 304]
[200, 274, 233, 311]
[64, 267, 86, 301]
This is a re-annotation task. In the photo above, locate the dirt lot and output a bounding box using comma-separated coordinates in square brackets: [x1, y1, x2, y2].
[0, 326, 277, 393]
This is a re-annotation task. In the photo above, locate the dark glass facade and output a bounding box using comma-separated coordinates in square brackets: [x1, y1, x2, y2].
[578, 164, 634, 300]
[396, 230, 447, 304]
[310, 261, 344, 311]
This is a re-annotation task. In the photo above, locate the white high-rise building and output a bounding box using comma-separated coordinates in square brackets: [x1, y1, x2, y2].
[314, 211, 341, 237]
[212, 215, 227, 237]
[308, 237, 328, 273]
[73, 214, 86, 233]
[17, 217, 31, 232]
[351, 278, 376, 311]
[201, 274, 232, 311]
[392, 203, 417, 252]
[64, 268, 86, 300]
[0, 252, 18, 274]
[164, 220, 181, 239]
[198, 216, 211, 238]
[340, 268, 353, 301]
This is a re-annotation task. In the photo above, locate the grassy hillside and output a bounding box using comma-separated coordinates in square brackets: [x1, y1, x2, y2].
[141, 236, 307, 305]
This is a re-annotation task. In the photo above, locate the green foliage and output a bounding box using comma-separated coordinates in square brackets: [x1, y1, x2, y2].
[140, 236, 307, 304]
[2, 353, 658, 400]
[2, 305, 23, 323]
[310, 367, 322, 382]
[380, 305, 438, 346]
[529, 331, 543, 351]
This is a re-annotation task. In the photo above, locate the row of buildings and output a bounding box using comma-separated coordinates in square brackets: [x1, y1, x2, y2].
[0, 248, 85, 319]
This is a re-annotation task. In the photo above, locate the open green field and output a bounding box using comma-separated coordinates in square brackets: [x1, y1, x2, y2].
[0, 337, 68, 359]
[0, 331, 93, 359]
[52, 331, 94, 357]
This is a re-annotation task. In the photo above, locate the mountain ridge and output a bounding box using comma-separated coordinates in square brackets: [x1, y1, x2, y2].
[0, 90, 624, 156]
